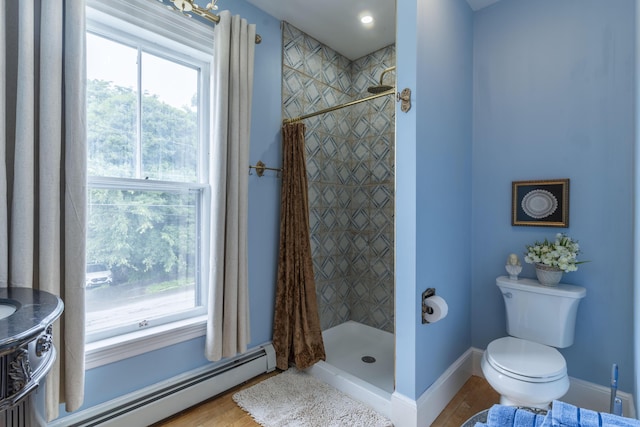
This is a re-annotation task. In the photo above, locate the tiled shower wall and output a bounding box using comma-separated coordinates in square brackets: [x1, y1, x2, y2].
[282, 22, 395, 333]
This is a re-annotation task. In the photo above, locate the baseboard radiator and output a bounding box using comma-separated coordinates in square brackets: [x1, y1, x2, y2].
[49, 344, 276, 427]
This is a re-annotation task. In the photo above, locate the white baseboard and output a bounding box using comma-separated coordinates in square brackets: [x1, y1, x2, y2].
[391, 392, 419, 427]
[392, 347, 636, 426]
[392, 348, 475, 427]
[51, 343, 636, 427]
[563, 376, 636, 419]
[49, 344, 276, 427]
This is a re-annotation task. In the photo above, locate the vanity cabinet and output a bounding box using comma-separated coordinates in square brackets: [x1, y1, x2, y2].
[0, 289, 64, 427]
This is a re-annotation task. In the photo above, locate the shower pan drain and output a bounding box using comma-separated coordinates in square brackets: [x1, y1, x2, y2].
[361, 356, 376, 363]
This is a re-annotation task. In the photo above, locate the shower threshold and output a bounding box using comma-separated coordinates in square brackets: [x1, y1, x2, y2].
[306, 321, 394, 417]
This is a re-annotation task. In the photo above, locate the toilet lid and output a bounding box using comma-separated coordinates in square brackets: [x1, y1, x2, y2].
[486, 337, 567, 383]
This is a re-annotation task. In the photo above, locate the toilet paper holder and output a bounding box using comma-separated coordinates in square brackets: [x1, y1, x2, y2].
[422, 288, 436, 324]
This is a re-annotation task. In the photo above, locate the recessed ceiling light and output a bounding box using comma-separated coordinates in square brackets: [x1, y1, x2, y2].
[361, 15, 374, 24]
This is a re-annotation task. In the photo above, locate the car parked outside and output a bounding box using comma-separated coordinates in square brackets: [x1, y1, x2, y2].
[85, 264, 113, 288]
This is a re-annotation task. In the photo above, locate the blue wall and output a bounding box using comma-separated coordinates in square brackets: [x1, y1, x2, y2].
[395, 0, 474, 400]
[397, 0, 637, 401]
[635, 0, 640, 410]
[394, 0, 419, 399]
[65, 0, 639, 416]
[471, 0, 636, 392]
[62, 0, 283, 415]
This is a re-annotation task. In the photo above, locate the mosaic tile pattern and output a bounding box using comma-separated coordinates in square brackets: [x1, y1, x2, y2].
[282, 22, 395, 333]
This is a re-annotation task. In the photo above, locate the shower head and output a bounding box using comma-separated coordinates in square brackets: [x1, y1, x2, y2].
[367, 84, 394, 94]
[367, 66, 396, 94]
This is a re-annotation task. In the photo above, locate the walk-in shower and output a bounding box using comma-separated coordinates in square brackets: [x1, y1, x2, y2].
[282, 22, 396, 414]
[307, 322, 395, 417]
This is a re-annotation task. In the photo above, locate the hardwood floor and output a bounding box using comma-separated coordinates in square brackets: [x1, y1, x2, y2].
[153, 373, 499, 427]
[151, 371, 278, 427]
[431, 375, 500, 427]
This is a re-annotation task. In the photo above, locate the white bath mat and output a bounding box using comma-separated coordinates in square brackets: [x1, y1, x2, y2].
[232, 368, 393, 427]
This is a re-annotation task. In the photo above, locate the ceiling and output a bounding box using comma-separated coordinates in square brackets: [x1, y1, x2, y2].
[243, 0, 396, 61]
[241, 0, 501, 61]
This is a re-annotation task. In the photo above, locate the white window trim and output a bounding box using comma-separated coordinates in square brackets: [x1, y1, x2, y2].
[85, 0, 214, 368]
[85, 316, 207, 370]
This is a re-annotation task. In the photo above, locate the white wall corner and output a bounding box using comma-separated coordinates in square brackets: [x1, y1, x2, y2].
[391, 392, 419, 427]
[392, 348, 476, 427]
[470, 347, 485, 376]
[563, 376, 636, 420]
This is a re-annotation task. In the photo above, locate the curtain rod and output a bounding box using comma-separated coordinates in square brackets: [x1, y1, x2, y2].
[167, 0, 262, 44]
[282, 89, 395, 125]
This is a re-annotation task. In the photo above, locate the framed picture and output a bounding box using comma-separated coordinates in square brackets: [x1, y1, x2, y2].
[512, 179, 569, 227]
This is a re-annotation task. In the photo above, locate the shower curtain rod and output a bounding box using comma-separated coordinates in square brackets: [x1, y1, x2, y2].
[168, 0, 262, 44]
[282, 89, 396, 125]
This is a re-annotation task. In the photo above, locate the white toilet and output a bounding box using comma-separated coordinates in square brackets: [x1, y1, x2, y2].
[481, 276, 586, 409]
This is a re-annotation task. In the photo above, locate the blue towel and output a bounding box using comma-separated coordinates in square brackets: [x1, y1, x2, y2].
[601, 413, 640, 427]
[551, 400, 598, 426]
[550, 400, 640, 427]
[473, 401, 640, 427]
[487, 405, 517, 426]
[474, 404, 547, 427]
[514, 407, 546, 427]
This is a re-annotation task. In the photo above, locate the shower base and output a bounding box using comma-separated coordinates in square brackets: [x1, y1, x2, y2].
[306, 321, 394, 418]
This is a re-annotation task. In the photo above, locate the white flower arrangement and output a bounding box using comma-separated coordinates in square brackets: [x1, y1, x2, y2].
[524, 233, 584, 273]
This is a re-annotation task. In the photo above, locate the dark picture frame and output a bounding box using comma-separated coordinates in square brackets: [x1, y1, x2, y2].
[512, 179, 569, 227]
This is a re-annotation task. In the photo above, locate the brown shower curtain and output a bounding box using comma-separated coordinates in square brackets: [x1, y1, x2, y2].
[272, 122, 326, 370]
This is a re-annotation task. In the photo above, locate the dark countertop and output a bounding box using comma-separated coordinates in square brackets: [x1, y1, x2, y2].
[0, 288, 64, 352]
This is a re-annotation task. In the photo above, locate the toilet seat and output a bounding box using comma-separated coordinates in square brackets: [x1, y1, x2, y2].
[485, 337, 566, 383]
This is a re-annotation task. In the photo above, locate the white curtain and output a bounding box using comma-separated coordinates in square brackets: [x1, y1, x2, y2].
[0, 0, 86, 420]
[206, 11, 255, 361]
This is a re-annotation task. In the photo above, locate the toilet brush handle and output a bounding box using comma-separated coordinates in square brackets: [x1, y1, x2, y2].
[610, 364, 618, 413]
[613, 397, 623, 416]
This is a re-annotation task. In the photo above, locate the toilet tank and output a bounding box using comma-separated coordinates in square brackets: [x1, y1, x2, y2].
[496, 276, 586, 348]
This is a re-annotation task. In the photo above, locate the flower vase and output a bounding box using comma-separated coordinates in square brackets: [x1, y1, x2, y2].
[535, 263, 563, 286]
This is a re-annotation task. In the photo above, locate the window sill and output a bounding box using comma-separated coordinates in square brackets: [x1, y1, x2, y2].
[85, 315, 207, 370]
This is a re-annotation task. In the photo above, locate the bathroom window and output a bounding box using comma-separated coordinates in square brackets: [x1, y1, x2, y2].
[85, 4, 212, 359]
